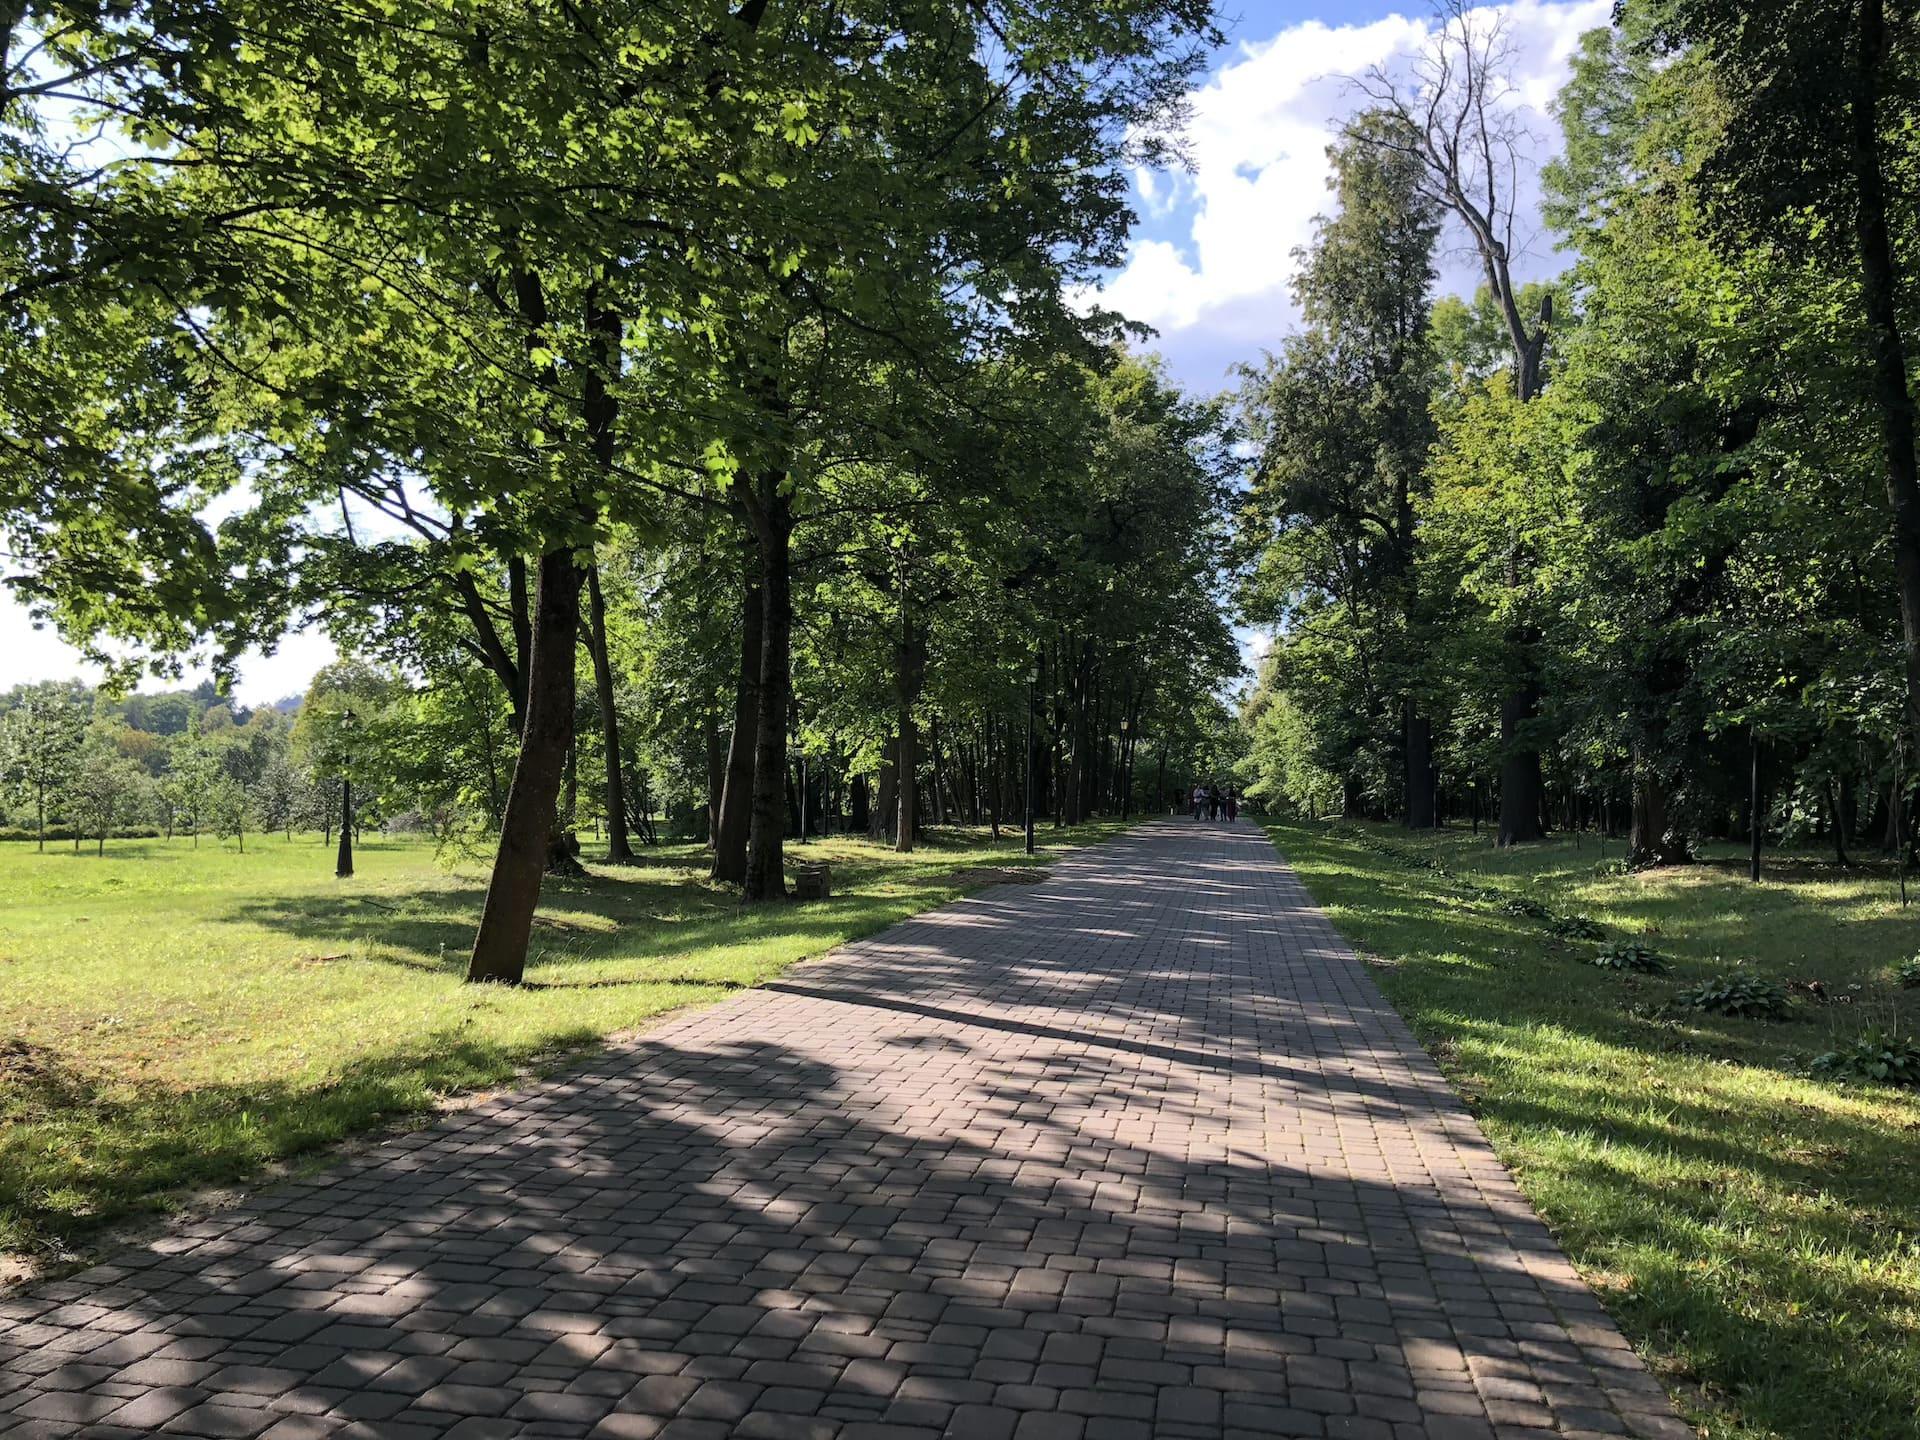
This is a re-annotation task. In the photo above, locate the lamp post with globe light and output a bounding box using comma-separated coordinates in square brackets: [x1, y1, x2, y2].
[1024, 662, 1039, 855]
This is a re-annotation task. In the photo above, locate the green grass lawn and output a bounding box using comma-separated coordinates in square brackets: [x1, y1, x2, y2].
[1268, 819, 1920, 1440]
[0, 822, 1116, 1272]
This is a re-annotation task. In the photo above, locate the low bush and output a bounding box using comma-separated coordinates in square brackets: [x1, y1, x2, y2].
[1896, 956, 1920, 990]
[1500, 895, 1551, 920]
[0, 826, 165, 843]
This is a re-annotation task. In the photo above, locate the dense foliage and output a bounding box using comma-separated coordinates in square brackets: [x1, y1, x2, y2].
[0, 0, 1244, 979]
[1237, 0, 1920, 879]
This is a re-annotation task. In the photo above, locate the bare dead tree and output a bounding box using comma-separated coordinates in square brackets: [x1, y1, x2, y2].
[1348, 0, 1552, 844]
[1351, 0, 1552, 399]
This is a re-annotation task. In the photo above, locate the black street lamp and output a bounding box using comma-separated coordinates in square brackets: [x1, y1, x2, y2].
[1024, 662, 1039, 855]
[335, 707, 357, 880]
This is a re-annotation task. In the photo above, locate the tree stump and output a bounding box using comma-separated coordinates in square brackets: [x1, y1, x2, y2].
[790, 862, 832, 900]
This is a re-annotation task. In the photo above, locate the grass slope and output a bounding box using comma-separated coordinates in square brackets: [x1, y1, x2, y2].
[0, 823, 1116, 1270]
[1268, 819, 1920, 1440]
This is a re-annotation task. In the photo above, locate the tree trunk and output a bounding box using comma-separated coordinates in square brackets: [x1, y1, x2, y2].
[1854, 0, 1920, 773]
[1496, 683, 1546, 845]
[705, 715, 724, 849]
[711, 556, 762, 885]
[873, 738, 897, 842]
[1404, 701, 1437, 829]
[1628, 757, 1688, 868]
[896, 708, 918, 853]
[993, 720, 1006, 828]
[742, 481, 792, 902]
[468, 547, 583, 983]
[1829, 779, 1852, 867]
[584, 561, 634, 863]
[335, 778, 354, 877]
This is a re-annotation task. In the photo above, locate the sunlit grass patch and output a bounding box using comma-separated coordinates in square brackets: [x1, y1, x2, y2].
[0, 822, 1118, 1271]
[1269, 818, 1920, 1440]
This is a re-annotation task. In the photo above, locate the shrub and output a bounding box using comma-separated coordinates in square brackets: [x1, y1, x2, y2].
[1501, 895, 1552, 920]
[1811, 1029, 1920, 1087]
[1672, 971, 1792, 1020]
[1592, 941, 1669, 974]
[1548, 914, 1607, 941]
[1896, 956, 1920, 990]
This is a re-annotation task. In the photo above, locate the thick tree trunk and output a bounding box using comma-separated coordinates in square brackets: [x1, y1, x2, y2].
[1496, 683, 1547, 845]
[896, 708, 918, 853]
[468, 547, 583, 984]
[585, 561, 634, 863]
[335, 779, 354, 878]
[711, 558, 762, 884]
[1628, 757, 1687, 868]
[1852, 0, 1920, 771]
[1403, 701, 1437, 829]
[743, 482, 792, 902]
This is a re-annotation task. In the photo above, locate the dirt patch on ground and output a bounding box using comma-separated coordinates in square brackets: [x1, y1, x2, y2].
[921, 865, 1051, 889]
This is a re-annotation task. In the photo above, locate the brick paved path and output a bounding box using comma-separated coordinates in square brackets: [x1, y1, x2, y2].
[0, 822, 1688, 1440]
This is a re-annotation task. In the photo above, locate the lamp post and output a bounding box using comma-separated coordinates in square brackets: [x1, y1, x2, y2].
[1024, 662, 1039, 855]
[1119, 717, 1131, 819]
[335, 707, 356, 879]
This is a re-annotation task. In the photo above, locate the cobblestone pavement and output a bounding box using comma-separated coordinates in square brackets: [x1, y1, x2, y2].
[0, 822, 1689, 1440]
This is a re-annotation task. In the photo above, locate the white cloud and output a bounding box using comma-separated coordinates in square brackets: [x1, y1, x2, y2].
[1090, 0, 1611, 372]
[0, 597, 336, 708]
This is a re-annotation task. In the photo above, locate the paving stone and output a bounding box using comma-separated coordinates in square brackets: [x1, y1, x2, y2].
[0, 824, 1686, 1440]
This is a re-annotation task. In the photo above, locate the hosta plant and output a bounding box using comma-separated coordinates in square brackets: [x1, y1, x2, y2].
[1896, 956, 1920, 989]
[1811, 1029, 1920, 1087]
[1673, 971, 1792, 1020]
[1591, 941, 1669, 974]
[1549, 914, 1607, 941]
[1501, 896, 1551, 920]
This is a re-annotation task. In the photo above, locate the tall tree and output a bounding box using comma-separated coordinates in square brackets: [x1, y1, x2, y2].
[1357, 0, 1556, 842]
[1240, 112, 1442, 825]
[1646, 0, 1920, 794]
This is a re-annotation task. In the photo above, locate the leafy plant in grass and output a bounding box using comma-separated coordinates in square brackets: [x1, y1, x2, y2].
[1500, 895, 1551, 920]
[1897, 956, 1920, 989]
[1548, 914, 1606, 941]
[1673, 971, 1793, 1020]
[1810, 1029, 1920, 1087]
[1591, 941, 1669, 973]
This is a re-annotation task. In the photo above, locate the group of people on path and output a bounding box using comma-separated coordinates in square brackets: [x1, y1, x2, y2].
[1184, 782, 1238, 823]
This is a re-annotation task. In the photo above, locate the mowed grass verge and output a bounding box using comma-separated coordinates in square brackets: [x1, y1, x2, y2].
[1267, 819, 1920, 1440]
[0, 823, 1118, 1271]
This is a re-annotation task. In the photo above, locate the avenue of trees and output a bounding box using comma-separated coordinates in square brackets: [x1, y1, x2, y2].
[1237, 0, 1920, 873]
[0, 0, 1244, 980]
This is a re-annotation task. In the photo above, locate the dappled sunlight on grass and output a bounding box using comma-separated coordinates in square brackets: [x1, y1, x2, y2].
[1271, 819, 1920, 1440]
[0, 823, 1120, 1266]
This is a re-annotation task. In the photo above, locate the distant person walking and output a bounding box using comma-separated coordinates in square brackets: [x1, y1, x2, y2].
[1226, 789, 1239, 823]
[1190, 783, 1204, 819]
[1206, 785, 1220, 822]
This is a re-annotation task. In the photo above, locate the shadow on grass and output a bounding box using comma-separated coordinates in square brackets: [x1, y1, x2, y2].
[4, 826, 1124, 1261]
[0, 1027, 600, 1262]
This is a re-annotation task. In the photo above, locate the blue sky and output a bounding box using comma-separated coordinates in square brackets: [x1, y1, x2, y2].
[1096, 0, 1608, 395]
[3, 0, 1608, 704]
